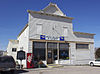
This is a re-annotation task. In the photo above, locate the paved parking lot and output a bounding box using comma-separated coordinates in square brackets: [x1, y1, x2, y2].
[18, 66, 100, 74]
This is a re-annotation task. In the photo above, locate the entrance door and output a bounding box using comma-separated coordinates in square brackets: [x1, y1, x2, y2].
[47, 49, 53, 64]
[47, 43, 57, 64]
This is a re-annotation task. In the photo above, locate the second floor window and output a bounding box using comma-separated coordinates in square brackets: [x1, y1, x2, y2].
[63, 27, 68, 37]
[12, 48, 17, 52]
[36, 24, 42, 34]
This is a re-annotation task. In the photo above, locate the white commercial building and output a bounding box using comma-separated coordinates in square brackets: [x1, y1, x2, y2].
[7, 3, 95, 68]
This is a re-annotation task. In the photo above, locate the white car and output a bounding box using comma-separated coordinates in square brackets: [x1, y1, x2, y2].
[89, 60, 100, 66]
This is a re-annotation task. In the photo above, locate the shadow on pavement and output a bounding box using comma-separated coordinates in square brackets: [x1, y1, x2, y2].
[17, 70, 29, 74]
[0, 70, 29, 74]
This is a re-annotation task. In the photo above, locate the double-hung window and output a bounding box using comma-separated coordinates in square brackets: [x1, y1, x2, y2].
[63, 27, 68, 37]
[36, 24, 42, 34]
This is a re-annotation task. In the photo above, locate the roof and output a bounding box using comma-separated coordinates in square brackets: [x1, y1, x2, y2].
[17, 24, 28, 38]
[9, 40, 19, 43]
[74, 32, 95, 36]
[42, 3, 65, 16]
[27, 3, 73, 19]
[27, 10, 74, 20]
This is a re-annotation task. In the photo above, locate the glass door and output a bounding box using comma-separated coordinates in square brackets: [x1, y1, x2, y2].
[47, 42, 57, 64]
[47, 49, 53, 64]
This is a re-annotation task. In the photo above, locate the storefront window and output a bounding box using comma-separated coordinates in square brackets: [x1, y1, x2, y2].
[33, 42, 45, 61]
[59, 43, 69, 60]
[33, 42, 69, 62]
[54, 49, 57, 60]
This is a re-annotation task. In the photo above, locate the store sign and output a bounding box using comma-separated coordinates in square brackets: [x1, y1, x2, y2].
[60, 36, 64, 41]
[40, 35, 64, 41]
[17, 50, 25, 60]
[40, 35, 45, 40]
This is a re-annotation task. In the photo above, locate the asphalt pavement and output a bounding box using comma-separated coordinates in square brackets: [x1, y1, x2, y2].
[1, 66, 100, 74]
[16, 66, 100, 74]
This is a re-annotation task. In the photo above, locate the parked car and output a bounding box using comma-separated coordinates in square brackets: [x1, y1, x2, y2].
[89, 60, 100, 66]
[0, 56, 16, 74]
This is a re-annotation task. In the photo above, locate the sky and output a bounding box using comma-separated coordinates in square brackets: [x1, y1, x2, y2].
[0, 0, 100, 50]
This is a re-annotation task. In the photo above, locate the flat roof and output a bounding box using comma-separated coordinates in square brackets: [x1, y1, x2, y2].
[74, 32, 95, 36]
[9, 40, 19, 43]
[27, 10, 74, 20]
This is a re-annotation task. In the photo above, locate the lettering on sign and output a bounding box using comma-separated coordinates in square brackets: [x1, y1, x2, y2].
[27, 55, 32, 63]
[40, 35, 64, 41]
[46, 36, 59, 40]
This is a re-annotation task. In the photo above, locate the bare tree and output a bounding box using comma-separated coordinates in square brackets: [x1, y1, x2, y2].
[95, 48, 100, 59]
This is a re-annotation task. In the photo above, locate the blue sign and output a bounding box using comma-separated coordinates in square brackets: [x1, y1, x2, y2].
[40, 35, 64, 41]
[60, 36, 64, 41]
[40, 35, 45, 40]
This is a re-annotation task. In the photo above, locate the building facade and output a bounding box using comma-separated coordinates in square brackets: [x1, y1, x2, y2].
[7, 3, 95, 68]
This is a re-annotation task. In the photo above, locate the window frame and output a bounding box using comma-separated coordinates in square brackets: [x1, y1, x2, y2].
[63, 27, 68, 37]
[76, 44, 89, 49]
[36, 24, 42, 35]
[59, 43, 69, 60]
[12, 48, 17, 52]
[33, 42, 46, 61]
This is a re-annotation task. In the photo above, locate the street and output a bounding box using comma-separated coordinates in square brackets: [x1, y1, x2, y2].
[16, 66, 100, 74]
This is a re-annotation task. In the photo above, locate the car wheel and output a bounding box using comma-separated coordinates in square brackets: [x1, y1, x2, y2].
[90, 62, 94, 66]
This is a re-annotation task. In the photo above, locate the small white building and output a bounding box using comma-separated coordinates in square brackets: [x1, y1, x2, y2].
[0, 50, 7, 56]
[7, 3, 95, 68]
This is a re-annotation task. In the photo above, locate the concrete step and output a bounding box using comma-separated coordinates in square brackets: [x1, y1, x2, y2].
[47, 64, 63, 68]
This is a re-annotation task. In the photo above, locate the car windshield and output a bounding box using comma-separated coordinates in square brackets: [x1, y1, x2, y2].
[95, 60, 100, 61]
[0, 57, 14, 63]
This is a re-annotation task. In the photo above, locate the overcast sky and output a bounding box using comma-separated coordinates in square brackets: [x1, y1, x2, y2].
[0, 0, 100, 50]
